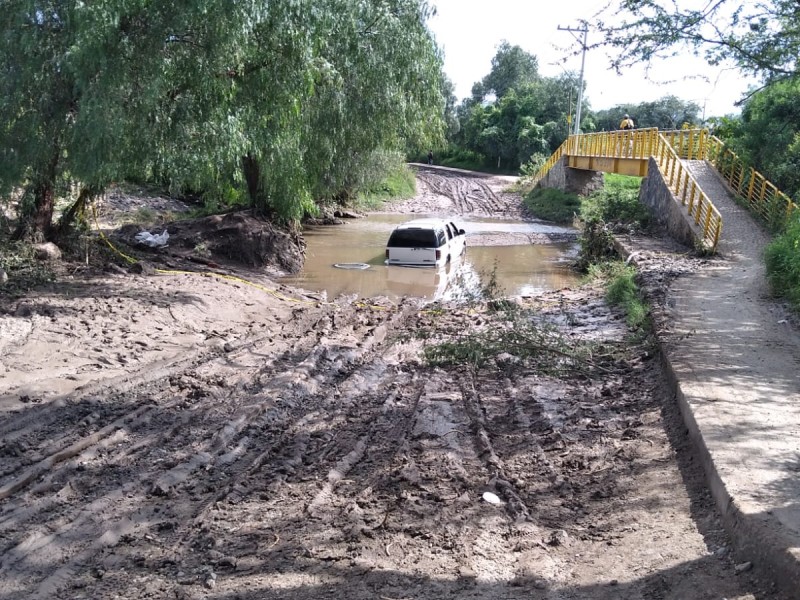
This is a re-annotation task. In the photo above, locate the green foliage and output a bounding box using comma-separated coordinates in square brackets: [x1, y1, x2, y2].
[422, 305, 595, 374]
[0, 241, 56, 296]
[591, 96, 703, 130]
[448, 44, 578, 171]
[586, 261, 649, 330]
[433, 147, 515, 174]
[523, 187, 582, 223]
[455, 90, 568, 172]
[354, 152, 417, 210]
[727, 79, 800, 200]
[581, 174, 649, 228]
[0, 0, 446, 237]
[575, 174, 646, 271]
[576, 220, 617, 271]
[597, 1, 800, 83]
[519, 153, 548, 177]
[472, 41, 539, 101]
[764, 216, 800, 310]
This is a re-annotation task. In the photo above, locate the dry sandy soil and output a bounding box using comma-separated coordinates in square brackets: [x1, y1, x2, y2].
[0, 167, 785, 599]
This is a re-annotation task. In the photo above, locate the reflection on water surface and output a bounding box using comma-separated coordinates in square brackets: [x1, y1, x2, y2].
[280, 214, 580, 301]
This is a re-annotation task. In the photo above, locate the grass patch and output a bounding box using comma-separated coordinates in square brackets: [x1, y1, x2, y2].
[586, 261, 649, 330]
[581, 173, 648, 228]
[575, 173, 647, 271]
[523, 187, 581, 223]
[422, 306, 597, 374]
[355, 164, 416, 210]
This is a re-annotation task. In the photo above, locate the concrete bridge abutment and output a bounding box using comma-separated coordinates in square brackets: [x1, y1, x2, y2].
[537, 156, 604, 197]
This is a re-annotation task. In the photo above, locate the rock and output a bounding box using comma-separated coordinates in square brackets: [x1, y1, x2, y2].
[203, 572, 217, 589]
[106, 264, 128, 275]
[495, 352, 521, 366]
[0, 269, 7, 284]
[150, 481, 171, 496]
[174, 588, 199, 600]
[547, 530, 570, 547]
[129, 261, 156, 275]
[218, 556, 237, 568]
[207, 550, 224, 561]
[14, 302, 33, 317]
[333, 209, 363, 219]
[33, 242, 62, 261]
[735, 561, 753, 573]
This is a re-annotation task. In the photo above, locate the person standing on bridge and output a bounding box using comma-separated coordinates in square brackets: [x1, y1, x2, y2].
[619, 114, 635, 130]
[619, 114, 636, 156]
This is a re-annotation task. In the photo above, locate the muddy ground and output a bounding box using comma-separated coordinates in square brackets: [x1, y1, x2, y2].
[0, 167, 785, 599]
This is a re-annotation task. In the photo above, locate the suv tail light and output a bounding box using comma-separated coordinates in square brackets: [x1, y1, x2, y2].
[385, 249, 390, 259]
[435, 249, 441, 261]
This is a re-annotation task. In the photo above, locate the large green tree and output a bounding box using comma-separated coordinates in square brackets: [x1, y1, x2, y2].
[596, 0, 800, 84]
[0, 0, 445, 240]
[591, 96, 701, 130]
[732, 79, 800, 199]
[471, 41, 540, 101]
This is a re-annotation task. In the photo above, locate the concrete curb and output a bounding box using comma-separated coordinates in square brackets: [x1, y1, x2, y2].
[614, 237, 800, 599]
[659, 351, 800, 599]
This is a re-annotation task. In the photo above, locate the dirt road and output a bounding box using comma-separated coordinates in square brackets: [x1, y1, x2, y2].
[0, 168, 782, 599]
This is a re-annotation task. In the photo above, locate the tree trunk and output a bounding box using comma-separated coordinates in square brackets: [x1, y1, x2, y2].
[241, 154, 263, 213]
[32, 181, 56, 240]
[14, 142, 62, 242]
[55, 186, 99, 242]
[13, 181, 56, 242]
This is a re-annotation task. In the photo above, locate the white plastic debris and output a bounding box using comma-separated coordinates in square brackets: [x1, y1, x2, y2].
[135, 230, 170, 248]
[482, 491, 502, 505]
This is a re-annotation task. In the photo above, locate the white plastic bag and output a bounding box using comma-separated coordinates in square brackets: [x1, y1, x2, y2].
[134, 230, 169, 248]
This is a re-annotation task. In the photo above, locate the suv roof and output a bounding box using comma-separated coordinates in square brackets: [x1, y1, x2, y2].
[394, 218, 452, 230]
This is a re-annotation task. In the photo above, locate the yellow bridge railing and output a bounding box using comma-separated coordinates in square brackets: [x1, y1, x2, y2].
[661, 129, 798, 229]
[530, 126, 800, 251]
[531, 128, 723, 251]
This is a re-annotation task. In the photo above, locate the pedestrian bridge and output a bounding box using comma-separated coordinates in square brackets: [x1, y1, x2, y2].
[531, 128, 798, 252]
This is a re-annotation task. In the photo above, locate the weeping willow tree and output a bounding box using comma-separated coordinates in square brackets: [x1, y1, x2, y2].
[0, 0, 446, 241]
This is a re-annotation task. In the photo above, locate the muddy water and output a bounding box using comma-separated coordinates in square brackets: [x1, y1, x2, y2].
[281, 214, 580, 301]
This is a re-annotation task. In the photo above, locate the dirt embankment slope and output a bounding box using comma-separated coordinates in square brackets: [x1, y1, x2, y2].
[0, 168, 781, 599]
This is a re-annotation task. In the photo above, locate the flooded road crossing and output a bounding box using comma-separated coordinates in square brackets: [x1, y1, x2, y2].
[280, 214, 580, 302]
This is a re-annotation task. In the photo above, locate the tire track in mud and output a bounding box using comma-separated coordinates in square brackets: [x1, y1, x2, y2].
[416, 168, 505, 215]
[169, 369, 556, 595]
[0, 301, 413, 598]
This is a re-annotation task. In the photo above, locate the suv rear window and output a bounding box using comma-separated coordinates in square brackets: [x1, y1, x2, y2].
[387, 228, 440, 248]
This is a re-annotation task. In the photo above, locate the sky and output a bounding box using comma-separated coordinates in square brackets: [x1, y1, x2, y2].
[427, 0, 760, 120]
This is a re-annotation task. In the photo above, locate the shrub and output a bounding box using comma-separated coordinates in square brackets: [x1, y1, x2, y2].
[764, 216, 800, 310]
[523, 187, 581, 223]
[354, 151, 416, 210]
[581, 173, 648, 229]
[429, 146, 519, 174]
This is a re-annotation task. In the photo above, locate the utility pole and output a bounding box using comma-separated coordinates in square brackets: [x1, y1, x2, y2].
[558, 24, 588, 135]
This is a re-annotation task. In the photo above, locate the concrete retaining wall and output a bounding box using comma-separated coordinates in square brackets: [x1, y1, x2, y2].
[538, 157, 604, 196]
[540, 156, 705, 250]
[639, 157, 701, 249]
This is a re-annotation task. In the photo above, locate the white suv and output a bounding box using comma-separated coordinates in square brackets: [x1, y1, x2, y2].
[385, 218, 466, 268]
